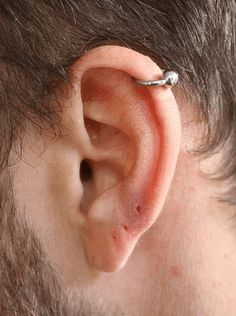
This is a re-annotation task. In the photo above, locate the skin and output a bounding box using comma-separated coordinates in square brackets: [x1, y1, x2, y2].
[3, 46, 236, 315]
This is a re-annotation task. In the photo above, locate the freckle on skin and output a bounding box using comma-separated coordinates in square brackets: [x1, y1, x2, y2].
[169, 265, 183, 279]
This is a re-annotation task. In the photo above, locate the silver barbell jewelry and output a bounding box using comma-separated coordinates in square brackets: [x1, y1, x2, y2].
[135, 70, 179, 87]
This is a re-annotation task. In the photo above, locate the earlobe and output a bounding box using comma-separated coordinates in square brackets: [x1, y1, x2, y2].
[68, 46, 181, 272]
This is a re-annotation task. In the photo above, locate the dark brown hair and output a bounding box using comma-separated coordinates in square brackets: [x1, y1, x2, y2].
[0, 1, 235, 203]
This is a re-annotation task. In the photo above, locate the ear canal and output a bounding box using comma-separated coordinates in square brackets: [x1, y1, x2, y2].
[79, 68, 170, 272]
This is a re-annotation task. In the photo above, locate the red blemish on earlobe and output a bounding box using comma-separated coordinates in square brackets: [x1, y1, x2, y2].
[112, 232, 122, 248]
[136, 206, 141, 214]
[112, 234, 118, 241]
[123, 225, 129, 231]
[169, 265, 183, 279]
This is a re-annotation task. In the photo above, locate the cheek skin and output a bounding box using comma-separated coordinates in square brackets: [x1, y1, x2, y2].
[10, 133, 95, 286]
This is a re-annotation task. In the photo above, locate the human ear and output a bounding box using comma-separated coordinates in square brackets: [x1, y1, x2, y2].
[64, 45, 181, 272]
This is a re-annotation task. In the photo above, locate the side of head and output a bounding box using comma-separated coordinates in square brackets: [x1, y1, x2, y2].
[0, 1, 236, 315]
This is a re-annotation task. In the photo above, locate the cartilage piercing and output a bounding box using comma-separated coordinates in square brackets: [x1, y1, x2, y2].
[135, 70, 179, 87]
